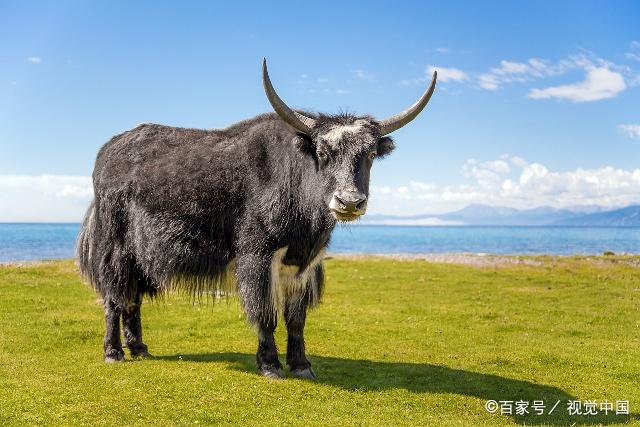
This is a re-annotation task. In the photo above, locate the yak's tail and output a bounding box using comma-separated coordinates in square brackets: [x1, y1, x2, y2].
[77, 200, 97, 287]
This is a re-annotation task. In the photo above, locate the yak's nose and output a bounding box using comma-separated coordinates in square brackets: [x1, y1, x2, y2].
[333, 191, 367, 212]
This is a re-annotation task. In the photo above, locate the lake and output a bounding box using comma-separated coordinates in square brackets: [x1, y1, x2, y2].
[1, 223, 639, 263]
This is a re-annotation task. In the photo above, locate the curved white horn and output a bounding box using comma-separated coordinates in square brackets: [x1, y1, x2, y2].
[379, 71, 437, 135]
[262, 58, 316, 134]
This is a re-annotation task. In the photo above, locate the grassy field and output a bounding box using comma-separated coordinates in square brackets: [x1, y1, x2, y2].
[0, 256, 638, 426]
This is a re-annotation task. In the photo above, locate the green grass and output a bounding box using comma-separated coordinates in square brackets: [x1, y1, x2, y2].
[0, 256, 638, 426]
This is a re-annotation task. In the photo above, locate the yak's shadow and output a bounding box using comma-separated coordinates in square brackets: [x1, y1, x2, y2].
[155, 352, 633, 425]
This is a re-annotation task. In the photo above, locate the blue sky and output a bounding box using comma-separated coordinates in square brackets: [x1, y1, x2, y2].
[1, 1, 640, 221]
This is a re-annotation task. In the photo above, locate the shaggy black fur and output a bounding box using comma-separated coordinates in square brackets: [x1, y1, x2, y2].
[78, 111, 395, 377]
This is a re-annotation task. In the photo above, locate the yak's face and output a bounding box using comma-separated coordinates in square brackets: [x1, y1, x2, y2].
[263, 59, 436, 222]
[296, 116, 395, 221]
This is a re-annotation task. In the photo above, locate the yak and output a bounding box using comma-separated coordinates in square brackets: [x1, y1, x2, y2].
[77, 59, 437, 379]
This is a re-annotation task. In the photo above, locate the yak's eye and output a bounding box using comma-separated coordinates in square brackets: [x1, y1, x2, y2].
[368, 152, 377, 160]
[317, 150, 329, 161]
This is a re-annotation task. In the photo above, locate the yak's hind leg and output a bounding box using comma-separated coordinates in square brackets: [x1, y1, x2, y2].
[236, 252, 284, 379]
[103, 298, 124, 362]
[101, 257, 129, 363]
[103, 259, 153, 362]
[122, 275, 152, 358]
[285, 264, 323, 380]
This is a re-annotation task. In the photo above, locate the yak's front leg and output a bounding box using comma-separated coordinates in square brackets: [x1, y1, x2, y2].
[285, 297, 315, 379]
[236, 253, 284, 379]
[286, 263, 323, 379]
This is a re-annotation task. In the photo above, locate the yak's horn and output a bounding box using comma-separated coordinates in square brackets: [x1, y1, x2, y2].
[262, 58, 316, 134]
[379, 71, 437, 135]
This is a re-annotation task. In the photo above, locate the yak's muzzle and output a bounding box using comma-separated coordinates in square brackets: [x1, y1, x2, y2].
[329, 190, 367, 221]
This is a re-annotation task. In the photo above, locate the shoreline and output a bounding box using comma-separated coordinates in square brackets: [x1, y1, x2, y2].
[327, 252, 640, 268]
[4, 252, 640, 269]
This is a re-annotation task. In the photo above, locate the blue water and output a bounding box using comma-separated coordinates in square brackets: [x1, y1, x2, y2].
[330, 225, 640, 255]
[1, 223, 639, 262]
[0, 223, 81, 262]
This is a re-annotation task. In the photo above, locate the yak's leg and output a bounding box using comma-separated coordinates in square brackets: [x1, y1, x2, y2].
[285, 297, 315, 379]
[236, 253, 284, 378]
[256, 318, 282, 378]
[103, 299, 125, 362]
[122, 290, 150, 358]
[286, 263, 323, 379]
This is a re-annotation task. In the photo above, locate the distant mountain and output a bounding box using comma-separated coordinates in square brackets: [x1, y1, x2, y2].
[563, 205, 609, 214]
[360, 204, 640, 226]
[552, 205, 640, 226]
[439, 204, 580, 225]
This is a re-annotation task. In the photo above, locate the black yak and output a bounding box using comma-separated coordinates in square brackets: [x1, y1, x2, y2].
[77, 59, 437, 379]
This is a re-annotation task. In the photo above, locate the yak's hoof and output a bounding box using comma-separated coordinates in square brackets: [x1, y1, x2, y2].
[104, 348, 125, 363]
[131, 350, 153, 359]
[129, 344, 152, 359]
[260, 366, 285, 379]
[290, 367, 316, 380]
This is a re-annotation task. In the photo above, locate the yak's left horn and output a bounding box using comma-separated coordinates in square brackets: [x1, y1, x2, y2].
[379, 70, 437, 136]
[262, 58, 316, 134]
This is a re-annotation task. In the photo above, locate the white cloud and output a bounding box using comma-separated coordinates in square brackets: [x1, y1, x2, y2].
[495, 60, 529, 74]
[477, 53, 632, 102]
[0, 175, 92, 222]
[27, 56, 41, 64]
[480, 159, 510, 173]
[317, 77, 329, 84]
[626, 41, 640, 62]
[619, 124, 640, 139]
[403, 48, 636, 100]
[626, 53, 640, 62]
[478, 74, 499, 90]
[401, 65, 468, 86]
[478, 57, 573, 90]
[462, 159, 504, 189]
[352, 69, 375, 81]
[428, 65, 469, 83]
[336, 89, 351, 95]
[527, 67, 626, 102]
[436, 47, 450, 53]
[509, 156, 528, 168]
[7, 158, 640, 220]
[368, 156, 640, 215]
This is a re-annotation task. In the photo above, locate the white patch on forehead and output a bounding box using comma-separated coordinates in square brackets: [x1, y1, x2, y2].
[322, 119, 368, 146]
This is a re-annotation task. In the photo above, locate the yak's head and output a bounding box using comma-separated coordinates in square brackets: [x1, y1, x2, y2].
[263, 59, 437, 222]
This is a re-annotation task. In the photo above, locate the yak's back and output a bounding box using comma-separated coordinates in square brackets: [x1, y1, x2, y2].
[93, 123, 223, 195]
[91, 116, 285, 214]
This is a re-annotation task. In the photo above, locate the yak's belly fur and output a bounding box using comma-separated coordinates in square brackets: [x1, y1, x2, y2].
[168, 247, 324, 314]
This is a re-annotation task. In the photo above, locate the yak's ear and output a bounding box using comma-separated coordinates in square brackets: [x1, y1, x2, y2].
[376, 136, 395, 158]
[294, 133, 315, 155]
